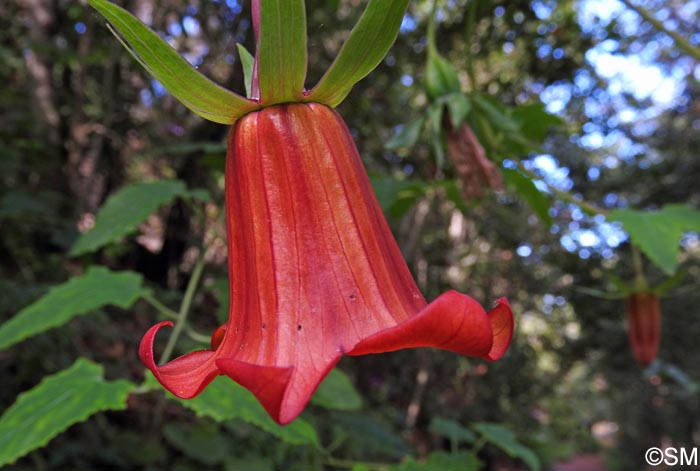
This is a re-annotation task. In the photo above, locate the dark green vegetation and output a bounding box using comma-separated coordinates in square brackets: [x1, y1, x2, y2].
[1, 0, 699, 469]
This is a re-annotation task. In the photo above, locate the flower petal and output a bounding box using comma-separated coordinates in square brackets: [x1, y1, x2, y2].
[348, 290, 512, 360]
[483, 297, 514, 361]
[139, 321, 219, 398]
[216, 359, 294, 423]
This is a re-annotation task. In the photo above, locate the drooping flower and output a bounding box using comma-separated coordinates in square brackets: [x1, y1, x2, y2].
[90, 0, 514, 425]
[625, 292, 660, 366]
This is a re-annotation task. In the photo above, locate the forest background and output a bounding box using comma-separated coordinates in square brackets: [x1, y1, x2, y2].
[1, 0, 699, 469]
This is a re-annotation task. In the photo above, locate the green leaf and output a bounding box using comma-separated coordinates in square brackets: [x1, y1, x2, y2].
[371, 177, 428, 219]
[162, 422, 228, 465]
[609, 204, 700, 275]
[424, 52, 461, 101]
[307, 0, 410, 106]
[391, 451, 480, 471]
[225, 457, 274, 471]
[0, 359, 134, 467]
[236, 43, 255, 99]
[164, 376, 320, 447]
[472, 94, 518, 133]
[502, 168, 553, 226]
[386, 118, 425, 150]
[332, 413, 408, 458]
[445, 93, 471, 129]
[257, 0, 307, 103]
[427, 103, 446, 168]
[311, 368, 363, 411]
[439, 180, 468, 214]
[472, 422, 541, 471]
[429, 417, 476, 444]
[70, 180, 204, 256]
[512, 102, 563, 142]
[87, 0, 256, 123]
[0, 266, 148, 350]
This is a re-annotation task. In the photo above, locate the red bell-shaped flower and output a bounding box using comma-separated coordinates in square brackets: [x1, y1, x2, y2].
[140, 103, 513, 424]
[625, 292, 661, 366]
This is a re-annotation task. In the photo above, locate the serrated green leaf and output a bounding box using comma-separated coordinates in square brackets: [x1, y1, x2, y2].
[257, 0, 306, 103]
[609, 204, 700, 275]
[0, 359, 134, 467]
[307, 0, 410, 106]
[167, 376, 320, 447]
[0, 266, 148, 350]
[236, 43, 255, 99]
[386, 118, 425, 150]
[503, 168, 553, 226]
[311, 368, 363, 411]
[87, 0, 256, 123]
[70, 180, 205, 256]
[162, 422, 228, 465]
[473, 422, 541, 471]
[390, 451, 480, 471]
[424, 52, 461, 101]
[332, 413, 408, 458]
[429, 417, 476, 444]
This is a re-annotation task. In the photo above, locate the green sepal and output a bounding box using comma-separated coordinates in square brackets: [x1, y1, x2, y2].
[236, 43, 255, 99]
[306, 0, 410, 107]
[257, 0, 307, 104]
[87, 0, 257, 124]
[424, 51, 461, 101]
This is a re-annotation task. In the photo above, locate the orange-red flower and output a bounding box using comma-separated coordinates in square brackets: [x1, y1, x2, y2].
[140, 103, 513, 424]
[626, 292, 661, 366]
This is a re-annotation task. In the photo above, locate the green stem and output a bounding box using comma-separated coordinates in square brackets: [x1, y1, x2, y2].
[631, 243, 648, 291]
[142, 294, 212, 344]
[619, 0, 700, 61]
[427, 0, 438, 56]
[142, 294, 178, 318]
[159, 252, 207, 364]
[472, 436, 487, 453]
[514, 161, 608, 216]
[464, 0, 478, 87]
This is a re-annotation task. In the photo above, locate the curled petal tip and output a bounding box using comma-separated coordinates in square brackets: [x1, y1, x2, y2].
[484, 297, 514, 361]
[138, 320, 174, 366]
[139, 321, 218, 399]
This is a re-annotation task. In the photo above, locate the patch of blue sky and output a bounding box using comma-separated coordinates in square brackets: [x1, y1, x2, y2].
[183, 16, 201, 36]
[226, 0, 242, 14]
[527, 154, 573, 192]
[517, 245, 533, 257]
[151, 80, 166, 98]
[531, 0, 555, 20]
[400, 14, 417, 34]
[140, 88, 153, 106]
[167, 22, 182, 36]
